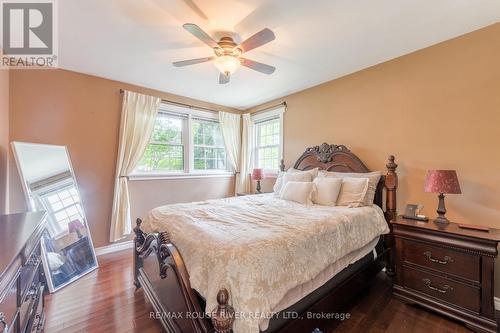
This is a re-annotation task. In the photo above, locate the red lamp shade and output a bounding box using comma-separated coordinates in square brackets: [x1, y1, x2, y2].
[68, 220, 84, 233]
[251, 168, 264, 181]
[424, 170, 461, 194]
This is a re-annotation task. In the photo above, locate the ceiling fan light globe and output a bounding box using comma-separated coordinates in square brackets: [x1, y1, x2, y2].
[214, 55, 240, 76]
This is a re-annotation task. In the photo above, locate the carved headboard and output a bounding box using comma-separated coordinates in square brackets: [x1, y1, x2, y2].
[284, 143, 398, 221]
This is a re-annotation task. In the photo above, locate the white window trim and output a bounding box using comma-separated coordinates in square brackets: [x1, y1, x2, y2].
[251, 105, 285, 177]
[130, 103, 234, 180]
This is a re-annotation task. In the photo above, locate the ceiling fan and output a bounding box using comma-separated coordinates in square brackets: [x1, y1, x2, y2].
[173, 23, 276, 84]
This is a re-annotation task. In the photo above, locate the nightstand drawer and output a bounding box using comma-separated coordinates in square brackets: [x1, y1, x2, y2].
[402, 239, 480, 282]
[402, 266, 480, 313]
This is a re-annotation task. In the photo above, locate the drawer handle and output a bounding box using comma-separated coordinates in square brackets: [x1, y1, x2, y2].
[28, 255, 41, 267]
[422, 278, 454, 294]
[0, 312, 8, 333]
[27, 285, 38, 301]
[423, 251, 453, 265]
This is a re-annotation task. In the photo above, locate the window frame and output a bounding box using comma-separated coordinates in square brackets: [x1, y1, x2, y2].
[130, 103, 233, 180]
[252, 106, 285, 177]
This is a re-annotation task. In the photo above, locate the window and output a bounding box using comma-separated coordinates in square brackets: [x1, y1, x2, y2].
[252, 105, 285, 173]
[133, 103, 229, 176]
[40, 184, 84, 236]
[136, 114, 185, 172]
[193, 119, 226, 170]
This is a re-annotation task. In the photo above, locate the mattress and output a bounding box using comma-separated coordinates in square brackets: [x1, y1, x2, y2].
[142, 194, 389, 333]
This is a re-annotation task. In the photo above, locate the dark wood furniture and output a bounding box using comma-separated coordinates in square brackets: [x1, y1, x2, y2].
[392, 216, 500, 333]
[133, 143, 399, 333]
[0, 212, 47, 333]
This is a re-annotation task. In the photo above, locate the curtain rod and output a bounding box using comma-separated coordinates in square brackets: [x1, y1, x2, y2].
[251, 101, 287, 115]
[119, 89, 218, 114]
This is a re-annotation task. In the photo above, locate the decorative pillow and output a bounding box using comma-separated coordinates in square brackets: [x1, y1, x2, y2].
[273, 168, 318, 196]
[312, 177, 342, 206]
[280, 181, 315, 205]
[318, 170, 382, 205]
[336, 177, 369, 207]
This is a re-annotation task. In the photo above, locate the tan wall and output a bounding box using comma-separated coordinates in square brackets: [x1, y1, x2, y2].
[0, 70, 8, 214]
[248, 23, 500, 294]
[129, 176, 235, 223]
[8, 69, 237, 247]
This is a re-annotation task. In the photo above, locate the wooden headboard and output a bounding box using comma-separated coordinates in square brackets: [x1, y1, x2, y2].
[282, 143, 398, 222]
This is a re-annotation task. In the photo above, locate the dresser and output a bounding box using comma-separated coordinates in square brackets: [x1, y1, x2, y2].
[392, 216, 500, 333]
[0, 212, 47, 333]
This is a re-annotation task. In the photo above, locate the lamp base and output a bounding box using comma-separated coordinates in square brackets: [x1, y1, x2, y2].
[433, 216, 450, 224]
[256, 180, 262, 194]
[434, 193, 449, 225]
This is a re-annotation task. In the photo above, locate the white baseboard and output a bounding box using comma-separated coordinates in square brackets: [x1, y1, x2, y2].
[95, 240, 134, 256]
[494, 297, 500, 311]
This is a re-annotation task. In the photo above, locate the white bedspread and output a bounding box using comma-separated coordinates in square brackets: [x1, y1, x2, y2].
[142, 194, 389, 333]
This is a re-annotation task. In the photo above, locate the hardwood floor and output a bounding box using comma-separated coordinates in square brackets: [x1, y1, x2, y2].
[45, 250, 473, 333]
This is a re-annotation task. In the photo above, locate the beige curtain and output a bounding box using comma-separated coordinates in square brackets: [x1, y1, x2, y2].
[109, 91, 161, 242]
[239, 113, 254, 193]
[218, 111, 241, 194]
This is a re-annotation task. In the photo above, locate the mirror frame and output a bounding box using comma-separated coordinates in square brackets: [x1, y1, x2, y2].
[11, 141, 99, 292]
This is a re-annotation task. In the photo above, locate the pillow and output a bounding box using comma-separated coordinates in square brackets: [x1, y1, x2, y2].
[336, 177, 369, 207]
[280, 181, 315, 204]
[318, 170, 382, 205]
[47, 252, 66, 270]
[273, 168, 318, 196]
[312, 177, 342, 206]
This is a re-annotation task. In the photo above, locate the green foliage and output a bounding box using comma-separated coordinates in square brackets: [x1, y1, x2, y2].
[136, 116, 227, 172]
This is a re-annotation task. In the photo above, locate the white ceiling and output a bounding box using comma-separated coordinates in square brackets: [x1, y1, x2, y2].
[12, 142, 71, 183]
[59, 0, 500, 109]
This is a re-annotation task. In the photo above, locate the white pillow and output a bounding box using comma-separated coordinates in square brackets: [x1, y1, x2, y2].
[273, 168, 318, 196]
[312, 177, 342, 206]
[280, 181, 315, 204]
[47, 252, 66, 270]
[318, 170, 382, 205]
[336, 177, 369, 207]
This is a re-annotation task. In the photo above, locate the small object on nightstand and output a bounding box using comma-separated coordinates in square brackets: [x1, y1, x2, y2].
[251, 168, 265, 194]
[392, 216, 500, 333]
[424, 170, 461, 224]
[403, 204, 428, 221]
[458, 223, 489, 232]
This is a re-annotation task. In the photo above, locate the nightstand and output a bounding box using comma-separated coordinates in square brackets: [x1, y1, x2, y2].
[392, 216, 500, 333]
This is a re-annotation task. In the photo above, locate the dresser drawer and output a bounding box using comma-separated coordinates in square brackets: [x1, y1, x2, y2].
[19, 275, 41, 332]
[402, 266, 480, 313]
[0, 273, 18, 333]
[402, 239, 480, 282]
[19, 246, 41, 303]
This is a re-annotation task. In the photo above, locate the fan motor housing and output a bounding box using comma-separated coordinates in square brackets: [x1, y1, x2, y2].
[215, 37, 241, 57]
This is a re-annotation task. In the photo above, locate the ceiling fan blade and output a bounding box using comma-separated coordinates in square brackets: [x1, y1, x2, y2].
[173, 56, 214, 67]
[237, 28, 275, 53]
[183, 23, 220, 49]
[219, 73, 230, 84]
[240, 58, 275, 75]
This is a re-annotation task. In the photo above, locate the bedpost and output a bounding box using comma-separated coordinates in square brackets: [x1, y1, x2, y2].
[384, 155, 398, 276]
[385, 155, 398, 222]
[133, 218, 145, 288]
[280, 159, 285, 172]
[211, 288, 235, 333]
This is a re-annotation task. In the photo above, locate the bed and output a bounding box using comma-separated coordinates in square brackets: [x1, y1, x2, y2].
[133, 143, 398, 333]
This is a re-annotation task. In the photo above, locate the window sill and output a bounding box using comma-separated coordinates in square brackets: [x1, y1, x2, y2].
[129, 172, 235, 181]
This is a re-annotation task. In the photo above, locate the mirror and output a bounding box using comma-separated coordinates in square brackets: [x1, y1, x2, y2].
[12, 142, 98, 292]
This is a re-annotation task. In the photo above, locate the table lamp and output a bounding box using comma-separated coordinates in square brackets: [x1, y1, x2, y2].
[424, 170, 461, 224]
[251, 168, 265, 193]
[68, 219, 85, 238]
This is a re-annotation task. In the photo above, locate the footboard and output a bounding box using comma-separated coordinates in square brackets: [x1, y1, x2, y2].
[133, 219, 233, 333]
